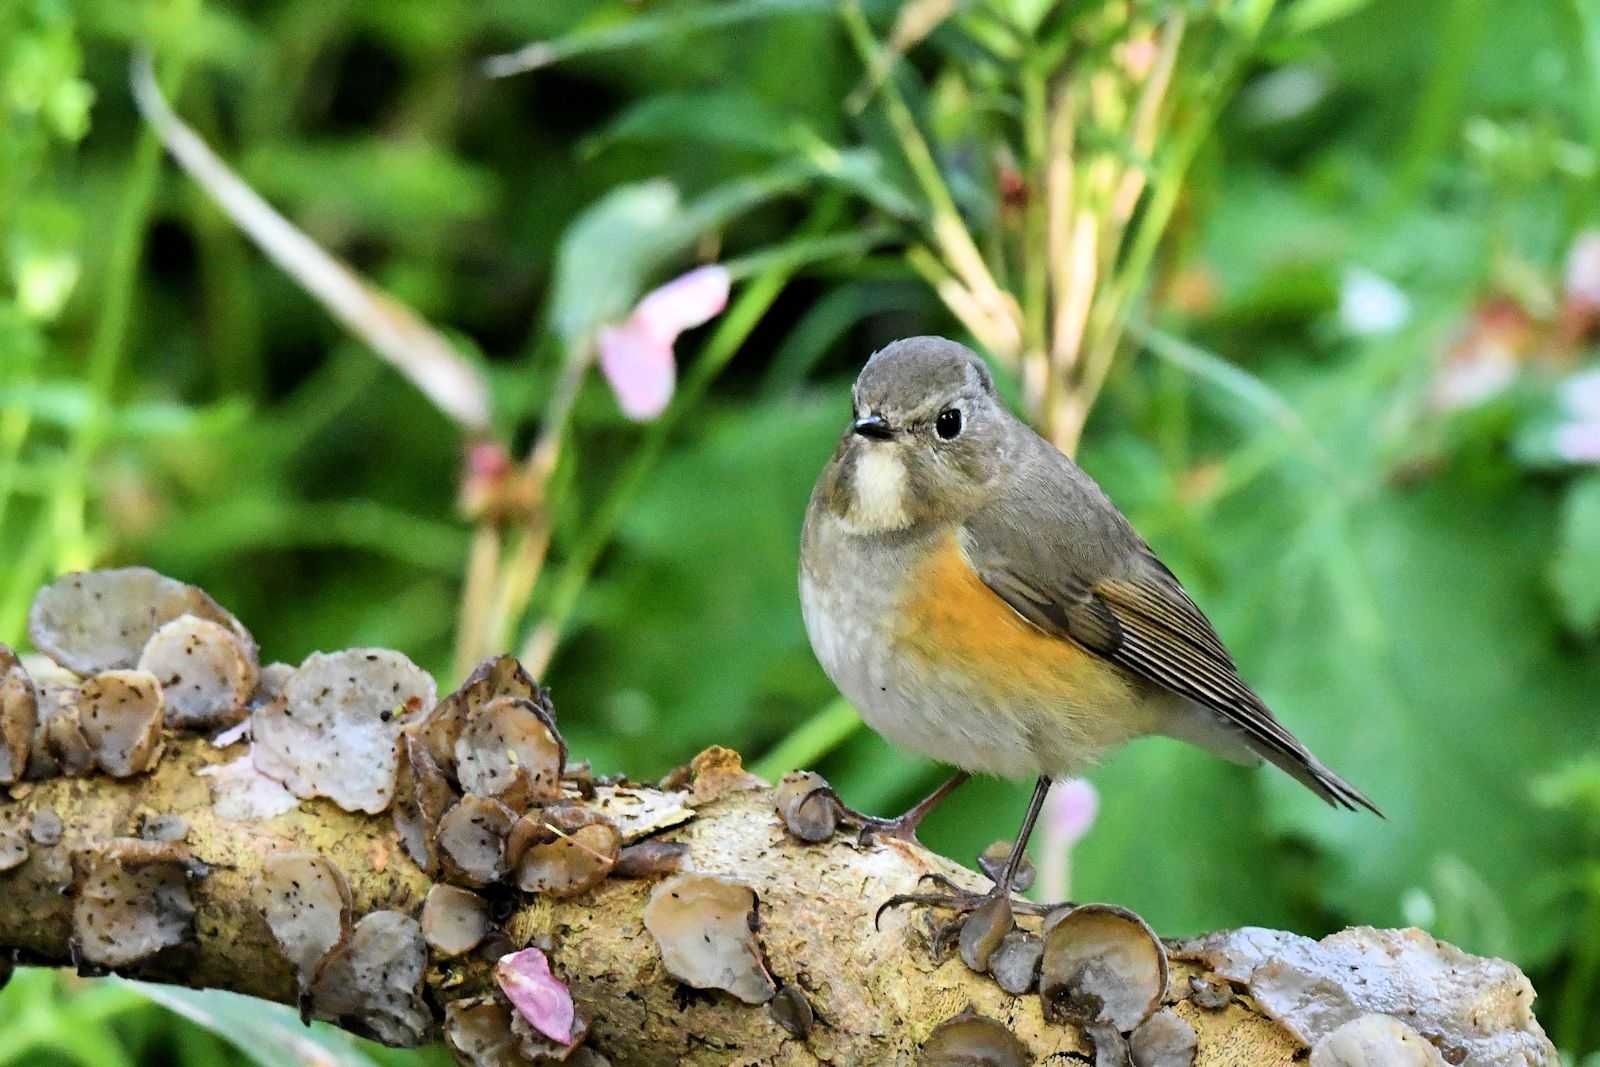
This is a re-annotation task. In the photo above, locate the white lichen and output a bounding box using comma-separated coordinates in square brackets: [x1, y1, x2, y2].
[454, 695, 563, 809]
[78, 669, 166, 778]
[419, 655, 553, 785]
[310, 911, 432, 1047]
[1173, 927, 1549, 1067]
[421, 884, 490, 957]
[252, 648, 436, 814]
[197, 753, 300, 821]
[394, 730, 460, 875]
[1310, 1014, 1448, 1067]
[38, 693, 95, 778]
[137, 614, 258, 729]
[0, 654, 38, 784]
[444, 998, 528, 1067]
[72, 839, 200, 968]
[257, 852, 353, 989]
[508, 804, 620, 898]
[918, 1009, 1031, 1067]
[642, 873, 775, 1005]
[435, 794, 515, 887]
[1040, 904, 1168, 1033]
[0, 826, 28, 871]
[29, 567, 255, 676]
[1130, 1008, 1198, 1067]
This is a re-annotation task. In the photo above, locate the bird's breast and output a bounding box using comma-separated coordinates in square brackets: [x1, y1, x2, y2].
[800, 522, 1155, 777]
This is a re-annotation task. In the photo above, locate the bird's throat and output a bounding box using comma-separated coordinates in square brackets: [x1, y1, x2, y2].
[841, 447, 913, 534]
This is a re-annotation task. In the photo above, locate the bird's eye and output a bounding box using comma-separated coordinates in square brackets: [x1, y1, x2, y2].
[935, 407, 963, 440]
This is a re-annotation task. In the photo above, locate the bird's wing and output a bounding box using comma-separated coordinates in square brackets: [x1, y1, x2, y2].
[959, 457, 1379, 814]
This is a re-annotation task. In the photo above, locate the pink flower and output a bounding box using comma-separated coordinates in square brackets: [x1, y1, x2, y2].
[598, 264, 731, 421]
[1566, 232, 1600, 313]
[495, 947, 576, 1046]
[1561, 369, 1600, 424]
[1036, 778, 1099, 903]
[1554, 422, 1600, 464]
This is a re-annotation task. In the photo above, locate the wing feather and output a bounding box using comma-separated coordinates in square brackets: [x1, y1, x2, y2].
[960, 501, 1380, 815]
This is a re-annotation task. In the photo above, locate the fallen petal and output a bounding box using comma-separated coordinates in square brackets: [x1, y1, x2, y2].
[495, 947, 576, 1046]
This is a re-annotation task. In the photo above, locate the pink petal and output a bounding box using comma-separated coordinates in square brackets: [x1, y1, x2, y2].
[1554, 422, 1600, 464]
[631, 265, 731, 342]
[495, 948, 576, 1046]
[1567, 231, 1600, 311]
[1044, 778, 1099, 850]
[1560, 369, 1600, 423]
[598, 321, 675, 421]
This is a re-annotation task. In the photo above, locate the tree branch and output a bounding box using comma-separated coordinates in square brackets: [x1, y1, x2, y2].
[0, 734, 1557, 1066]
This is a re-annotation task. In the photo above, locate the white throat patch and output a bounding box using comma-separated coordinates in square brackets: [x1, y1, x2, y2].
[846, 447, 912, 532]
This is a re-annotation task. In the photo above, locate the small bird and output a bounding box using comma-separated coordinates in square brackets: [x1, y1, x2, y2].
[799, 336, 1378, 912]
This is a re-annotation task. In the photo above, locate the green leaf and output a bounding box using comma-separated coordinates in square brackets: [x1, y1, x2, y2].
[1551, 474, 1600, 633]
[547, 393, 843, 775]
[0, 383, 251, 439]
[116, 982, 385, 1067]
[589, 91, 805, 156]
[483, 0, 843, 77]
[548, 170, 806, 345]
[1279, 0, 1378, 36]
[241, 138, 501, 240]
[1232, 479, 1600, 964]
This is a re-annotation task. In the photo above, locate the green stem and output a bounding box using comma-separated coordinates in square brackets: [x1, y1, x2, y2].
[522, 272, 789, 656]
[839, 0, 1017, 357]
[838, 0, 965, 229]
[1556, 874, 1600, 1054]
[1389, 0, 1488, 210]
[1070, 0, 1277, 441]
[750, 697, 864, 780]
[50, 131, 164, 566]
[1020, 66, 1050, 357]
[515, 202, 873, 661]
[45, 47, 194, 584]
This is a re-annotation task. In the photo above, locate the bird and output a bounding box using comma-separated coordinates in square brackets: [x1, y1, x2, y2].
[798, 335, 1379, 914]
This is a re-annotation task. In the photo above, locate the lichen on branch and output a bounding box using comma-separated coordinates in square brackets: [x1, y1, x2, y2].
[0, 569, 1559, 1066]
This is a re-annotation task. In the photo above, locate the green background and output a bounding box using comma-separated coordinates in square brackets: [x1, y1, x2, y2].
[3, 0, 1600, 1063]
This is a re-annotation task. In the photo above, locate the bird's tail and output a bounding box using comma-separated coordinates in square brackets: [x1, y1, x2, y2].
[1261, 743, 1383, 816]
[1166, 705, 1383, 816]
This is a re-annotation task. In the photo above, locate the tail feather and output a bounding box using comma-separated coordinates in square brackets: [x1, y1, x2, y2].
[1166, 704, 1383, 816]
[1264, 745, 1383, 817]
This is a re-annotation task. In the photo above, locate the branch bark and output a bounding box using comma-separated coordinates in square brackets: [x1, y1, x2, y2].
[0, 735, 1557, 1067]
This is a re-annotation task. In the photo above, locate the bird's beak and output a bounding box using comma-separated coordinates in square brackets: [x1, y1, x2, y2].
[852, 414, 893, 440]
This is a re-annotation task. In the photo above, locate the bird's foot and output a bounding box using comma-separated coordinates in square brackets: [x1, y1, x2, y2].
[874, 872, 1058, 931]
[838, 770, 972, 847]
[841, 806, 930, 847]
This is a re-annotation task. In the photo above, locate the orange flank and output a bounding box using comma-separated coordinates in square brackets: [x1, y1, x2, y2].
[893, 535, 1141, 718]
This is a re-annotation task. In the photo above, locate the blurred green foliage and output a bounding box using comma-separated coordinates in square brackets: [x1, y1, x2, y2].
[3, 0, 1600, 1062]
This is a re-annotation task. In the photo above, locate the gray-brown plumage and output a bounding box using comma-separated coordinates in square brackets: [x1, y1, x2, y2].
[800, 336, 1379, 832]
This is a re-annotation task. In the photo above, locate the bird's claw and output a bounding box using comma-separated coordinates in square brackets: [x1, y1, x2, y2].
[848, 812, 924, 847]
[873, 881, 1062, 930]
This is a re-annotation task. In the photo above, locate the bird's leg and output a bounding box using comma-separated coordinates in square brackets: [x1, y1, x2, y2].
[876, 775, 1060, 927]
[839, 771, 970, 845]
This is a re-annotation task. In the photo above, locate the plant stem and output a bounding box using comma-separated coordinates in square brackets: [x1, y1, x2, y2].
[1020, 66, 1050, 360]
[840, 0, 1022, 362]
[512, 202, 879, 672]
[51, 120, 166, 570]
[1060, 0, 1277, 453]
[517, 270, 789, 673]
[750, 697, 864, 780]
[451, 523, 503, 680]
